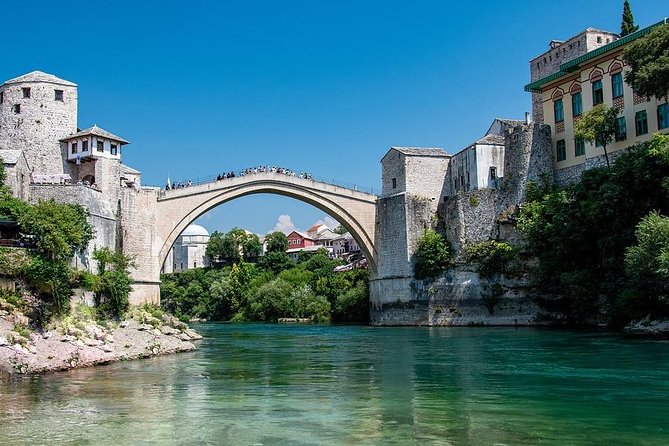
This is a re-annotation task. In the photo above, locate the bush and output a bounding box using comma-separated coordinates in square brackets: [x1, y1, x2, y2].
[24, 256, 75, 314]
[464, 240, 517, 277]
[414, 229, 453, 280]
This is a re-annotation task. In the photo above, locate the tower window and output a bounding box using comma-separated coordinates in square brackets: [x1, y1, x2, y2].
[71, 142, 78, 154]
[0, 92, 3, 104]
[82, 140, 89, 151]
[111, 144, 118, 155]
[97, 140, 104, 152]
[13, 104, 20, 114]
[22, 87, 30, 98]
[54, 90, 63, 101]
[392, 178, 397, 189]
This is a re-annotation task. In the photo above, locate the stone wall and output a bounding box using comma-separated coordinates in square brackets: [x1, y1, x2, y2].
[2, 154, 31, 200]
[439, 189, 499, 255]
[0, 77, 77, 176]
[29, 184, 118, 272]
[499, 122, 553, 207]
[404, 155, 451, 207]
[119, 187, 161, 305]
[370, 265, 540, 326]
[371, 192, 434, 305]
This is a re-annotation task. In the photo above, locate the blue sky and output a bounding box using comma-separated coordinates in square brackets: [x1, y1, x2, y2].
[2, 1, 665, 235]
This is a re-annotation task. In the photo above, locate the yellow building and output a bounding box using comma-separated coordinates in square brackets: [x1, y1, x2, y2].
[525, 20, 669, 183]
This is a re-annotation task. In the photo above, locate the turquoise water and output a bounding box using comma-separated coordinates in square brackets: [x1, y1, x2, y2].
[1, 324, 669, 445]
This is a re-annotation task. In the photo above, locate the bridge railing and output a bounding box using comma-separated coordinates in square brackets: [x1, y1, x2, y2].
[149, 168, 378, 196]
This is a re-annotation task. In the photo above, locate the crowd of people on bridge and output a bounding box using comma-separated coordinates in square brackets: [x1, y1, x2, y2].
[215, 166, 313, 181]
[164, 165, 313, 191]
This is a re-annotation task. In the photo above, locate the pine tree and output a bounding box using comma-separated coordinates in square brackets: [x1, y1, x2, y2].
[620, 0, 639, 37]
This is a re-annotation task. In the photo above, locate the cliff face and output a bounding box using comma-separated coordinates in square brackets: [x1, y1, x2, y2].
[371, 264, 541, 326]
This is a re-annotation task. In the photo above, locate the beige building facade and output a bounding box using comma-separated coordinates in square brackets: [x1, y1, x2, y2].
[526, 21, 669, 184]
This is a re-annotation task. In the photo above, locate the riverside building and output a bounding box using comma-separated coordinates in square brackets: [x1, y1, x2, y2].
[525, 20, 669, 185]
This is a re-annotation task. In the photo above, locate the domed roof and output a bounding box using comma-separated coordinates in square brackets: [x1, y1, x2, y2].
[181, 224, 209, 237]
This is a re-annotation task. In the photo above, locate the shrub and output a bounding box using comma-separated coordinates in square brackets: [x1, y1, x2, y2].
[414, 230, 453, 280]
[464, 240, 518, 277]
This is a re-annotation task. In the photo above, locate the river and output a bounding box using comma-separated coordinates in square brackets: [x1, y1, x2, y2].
[1, 324, 668, 445]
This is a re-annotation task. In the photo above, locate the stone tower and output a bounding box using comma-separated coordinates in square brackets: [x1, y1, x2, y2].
[0, 71, 78, 175]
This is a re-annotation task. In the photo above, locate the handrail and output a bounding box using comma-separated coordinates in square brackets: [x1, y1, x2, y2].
[147, 168, 378, 196]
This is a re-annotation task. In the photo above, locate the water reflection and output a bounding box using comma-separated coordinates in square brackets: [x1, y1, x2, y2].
[1, 325, 669, 445]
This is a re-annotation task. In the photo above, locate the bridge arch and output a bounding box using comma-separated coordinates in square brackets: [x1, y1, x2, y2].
[154, 173, 378, 276]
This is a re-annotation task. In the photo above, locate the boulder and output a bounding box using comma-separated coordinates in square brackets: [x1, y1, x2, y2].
[184, 329, 203, 340]
[0, 335, 8, 346]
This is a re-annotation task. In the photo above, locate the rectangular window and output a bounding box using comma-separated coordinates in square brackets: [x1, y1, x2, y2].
[71, 142, 78, 154]
[612, 73, 624, 98]
[490, 167, 497, 179]
[392, 178, 397, 189]
[575, 139, 585, 157]
[54, 89, 63, 101]
[572, 92, 582, 116]
[615, 116, 627, 141]
[0, 91, 3, 104]
[97, 140, 104, 152]
[554, 99, 564, 122]
[556, 139, 566, 162]
[13, 104, 20, 114]
[22, 87, 30, 98]
[82, 140, 89, 151]
[635, 110, 648, 136]
[592, 80, 603, 105]
[111, 144, 118, 156]
[658, 103, 669, 130]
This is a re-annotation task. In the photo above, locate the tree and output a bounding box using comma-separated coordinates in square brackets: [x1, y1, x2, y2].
[573, 104, 619, 168]
[206, 228, 261, 262]
[623, 23, 669, 100]
[265, 231, 288, 253]
[414, 229, 452, 280]
[620, 0, 639, 37]
[333, 224, 347, 235]
[91, 247, 135, 317]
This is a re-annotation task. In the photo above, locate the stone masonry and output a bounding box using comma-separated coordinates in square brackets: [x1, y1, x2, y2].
[0, 72, 77, 176]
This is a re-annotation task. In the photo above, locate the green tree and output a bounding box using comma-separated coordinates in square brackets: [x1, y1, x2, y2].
[620, 0, 639, 37]
[623, 23, 669, 100]
[464, 240, 518, 277]
[573, 104, 619, 168]
[19, 199, 94, 260]
[207, 228, 261, 262]
[259, 251, 294, 274]
[333, 224, 348, 235]
[265, 231, 288, 253]
[625, 212, 669, 284]
[90, 248, 135, 317]
[414, 229, 452, 280]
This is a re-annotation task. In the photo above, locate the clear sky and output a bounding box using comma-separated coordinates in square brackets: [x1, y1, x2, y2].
[1, 1, 665, 235]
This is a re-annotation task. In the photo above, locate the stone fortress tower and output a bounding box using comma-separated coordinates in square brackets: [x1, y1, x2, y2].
[0, 70, 161, 305]
[0, 71, 78, 176]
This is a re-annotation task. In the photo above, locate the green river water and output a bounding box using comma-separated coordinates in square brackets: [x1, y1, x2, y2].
[1, 324, 668, 445]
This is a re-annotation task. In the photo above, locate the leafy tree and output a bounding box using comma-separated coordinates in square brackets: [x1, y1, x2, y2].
[207, 228, 261, 261]
[19, 200, 94, 260]
[265, 231, 288, 253]
[518, 134, 669, 325]
[620, 0, 639, 37]
[259, 251, 294, 274]
[414, 229, 452, 280]
[625, 212, 669, 286]
[464, 240, 518, 277]
[573, 104, 619, 168]
[90, 248, 135, 317]
[24, 257, 75, 314]
[623, 23, 669, 100]
[333, 224, 348, 235]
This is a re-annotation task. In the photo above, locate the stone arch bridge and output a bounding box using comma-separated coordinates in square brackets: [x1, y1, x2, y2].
[125, 172, 378, 304]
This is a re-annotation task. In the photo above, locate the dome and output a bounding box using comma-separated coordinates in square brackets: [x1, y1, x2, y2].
[181, 224, 209, 237]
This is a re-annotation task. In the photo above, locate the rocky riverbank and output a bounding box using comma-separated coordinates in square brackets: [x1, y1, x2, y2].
[0, 303, 202, 375]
